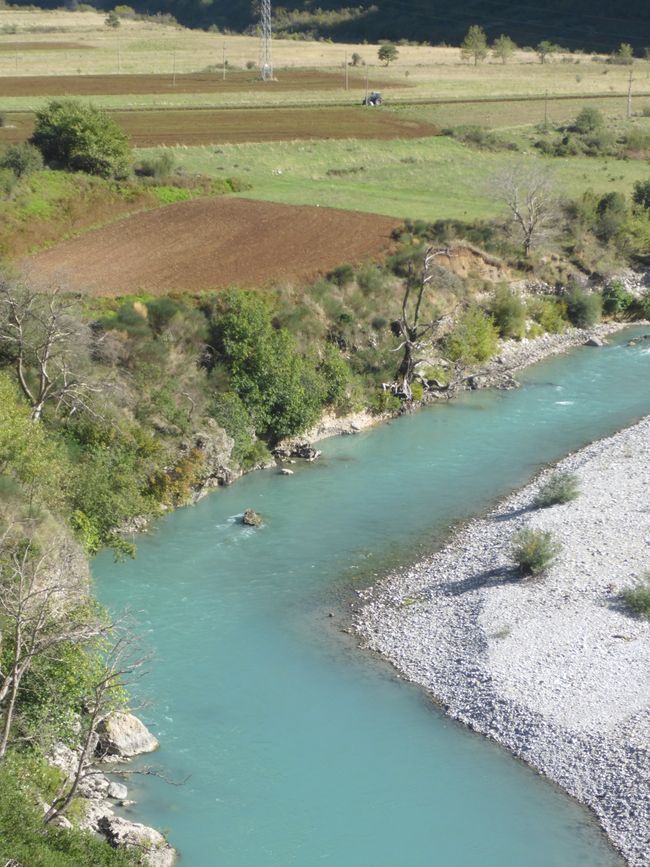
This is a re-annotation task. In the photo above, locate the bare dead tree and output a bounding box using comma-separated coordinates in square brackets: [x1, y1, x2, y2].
[0, 278, 101, 421]
[44, 631, 149, 825]
[493, 165, 556, 257]
[391, 247, 447, 399]
[0, 529, 109, 759]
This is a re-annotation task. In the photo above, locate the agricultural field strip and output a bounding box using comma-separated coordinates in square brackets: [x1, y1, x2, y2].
[1, 89, 646, 115]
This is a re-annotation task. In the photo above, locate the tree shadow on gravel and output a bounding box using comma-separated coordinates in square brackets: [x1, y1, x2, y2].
[491, 504, 535, 523]
[440, 565, 521, 597]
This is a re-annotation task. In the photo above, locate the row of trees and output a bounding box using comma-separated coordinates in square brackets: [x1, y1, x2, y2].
[460, 26, 640, 65]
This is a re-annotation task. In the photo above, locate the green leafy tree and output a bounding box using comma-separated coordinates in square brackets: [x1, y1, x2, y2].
[30, 99, 131, 179]
[632, 179, 650, 210]
[444, 305, 498, 364]
[461, 25, 488, 65]
[611, 42, 634, 64]
[536, 40, 560, 64]
[350, 52, 363, 66]
[0, 143, 43, 179]
[565, 286, 602, 328]
[602, 280, 634, 317]
[490, 284, 526, 339]
[492, 34, 516, 64]
[209, 291, 325, 442]
[378, 42, 398, 65]
[104, 10, 121, 27]
[573, 107, 604, 134]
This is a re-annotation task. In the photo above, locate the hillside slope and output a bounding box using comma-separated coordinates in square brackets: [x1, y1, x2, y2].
[9, 0, 650, 53]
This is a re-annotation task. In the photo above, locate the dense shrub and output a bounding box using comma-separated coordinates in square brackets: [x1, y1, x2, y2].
[317, 343, 350, 407]
[31, 99, 131, 179]
[573, 107, 604, 134]
[134, 150, 176, 179]
[565, 286, 602, 328]
[620, 575, 650, 619]
[210, 390, 260, 467]
[0, 750, 137, 866]
[0, 142, 43, 178]
[602, 280, 634, 317]
[490, 284, 526, 339]
[633, 179, 650, 210]
[512, 528, 561, 576]
[527, 296, 568, 333]
[443, 305, 499, 364]
[208, 290, 325, 442]
[329, 263, 354, 287]
[533, 472, 580, 507]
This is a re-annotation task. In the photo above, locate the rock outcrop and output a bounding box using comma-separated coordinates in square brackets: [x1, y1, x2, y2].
[96, 713, 159, 759]
[98, 815, 176, 867]
[242, 509, 263, 527]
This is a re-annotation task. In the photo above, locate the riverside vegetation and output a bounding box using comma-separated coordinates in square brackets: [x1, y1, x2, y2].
[1, 94, 649, 862]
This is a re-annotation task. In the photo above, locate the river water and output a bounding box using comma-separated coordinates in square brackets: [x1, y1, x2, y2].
[95, 329, 650, 866]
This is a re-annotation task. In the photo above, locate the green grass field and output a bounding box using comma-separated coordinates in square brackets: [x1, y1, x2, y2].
[136, 137, 649, 222]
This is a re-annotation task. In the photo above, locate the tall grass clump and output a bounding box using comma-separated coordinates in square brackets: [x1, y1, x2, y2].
[534, 472, 580, 507]
[512, 528, 561, 577]
[620, 576, 650, 619]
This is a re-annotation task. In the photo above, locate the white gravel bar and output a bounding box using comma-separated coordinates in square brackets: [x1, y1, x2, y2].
[355, 415, 650, 865]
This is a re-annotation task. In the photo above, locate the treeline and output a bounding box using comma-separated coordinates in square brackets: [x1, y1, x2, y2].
[7, 0, 650, 53]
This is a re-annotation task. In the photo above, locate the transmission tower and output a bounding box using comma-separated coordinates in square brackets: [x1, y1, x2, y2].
[259, 0, 273, 81]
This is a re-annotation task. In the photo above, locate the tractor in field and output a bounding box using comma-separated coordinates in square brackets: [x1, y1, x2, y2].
[362, 91, 383, 106]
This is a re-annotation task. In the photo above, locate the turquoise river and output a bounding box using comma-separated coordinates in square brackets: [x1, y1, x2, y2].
[95, 328, 650, 867]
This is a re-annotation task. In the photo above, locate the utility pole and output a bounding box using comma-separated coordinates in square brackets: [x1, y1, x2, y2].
[627, 67, 633, 118]
[345, 51, 349, 90]
[117, 36, 121, 74]
[365, 64, 369, 104]
[544, 90, 549, 127]
[172, 48, 176, 88]
[259, 0, 273, 81]
[222, 41, 226, 81]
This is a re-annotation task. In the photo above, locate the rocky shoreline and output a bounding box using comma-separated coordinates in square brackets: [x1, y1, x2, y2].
[49, 712, 176, 866]
[354, 415, 650, 866]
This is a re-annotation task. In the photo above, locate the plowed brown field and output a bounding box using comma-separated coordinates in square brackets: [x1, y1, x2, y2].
[0, 70, 387, 96]
[0, 107, 438, 146]
[26, 198, 400, 294]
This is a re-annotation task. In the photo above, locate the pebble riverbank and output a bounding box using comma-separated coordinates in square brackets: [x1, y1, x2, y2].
[354, 414, 650, 866]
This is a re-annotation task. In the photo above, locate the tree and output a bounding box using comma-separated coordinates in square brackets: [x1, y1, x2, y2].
[104, 10, 121, 27]
[391, 247, 445, 399]
[461, 25, 488, 66]
[43, 630, 145, 826]
[0, 531, 108, 759]
[536, 41, 560, 64]
[30, 99, 131, 179]
[494, 165, 556, 256]
[208, 290, 324, 442]
[0, 279, 99, 422]
[492, 34, 516, 64]
[378, 43, 398, 65]
[350, 52, 363, 67]
[573, 106, 604, 133]
[0, 143, 43, 179]
[443, 305, 498, 365]
[633, 179, 650, 209]
[611, 42, 634, 65]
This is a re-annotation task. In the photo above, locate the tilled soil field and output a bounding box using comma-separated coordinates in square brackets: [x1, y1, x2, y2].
[0, 69, 388, 96]
[25, 197, 400, 294]
[0, 107, 437, 146]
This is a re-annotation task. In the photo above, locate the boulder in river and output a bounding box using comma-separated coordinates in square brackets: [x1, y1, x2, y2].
[242, 509, 263, 527]
[584, 336, 607, 347]
[98, 815, 176, 867]
[96, 713, 159, 759]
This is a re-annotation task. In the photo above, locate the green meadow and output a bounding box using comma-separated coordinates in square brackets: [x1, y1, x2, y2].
[139, 136, 650, 222]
